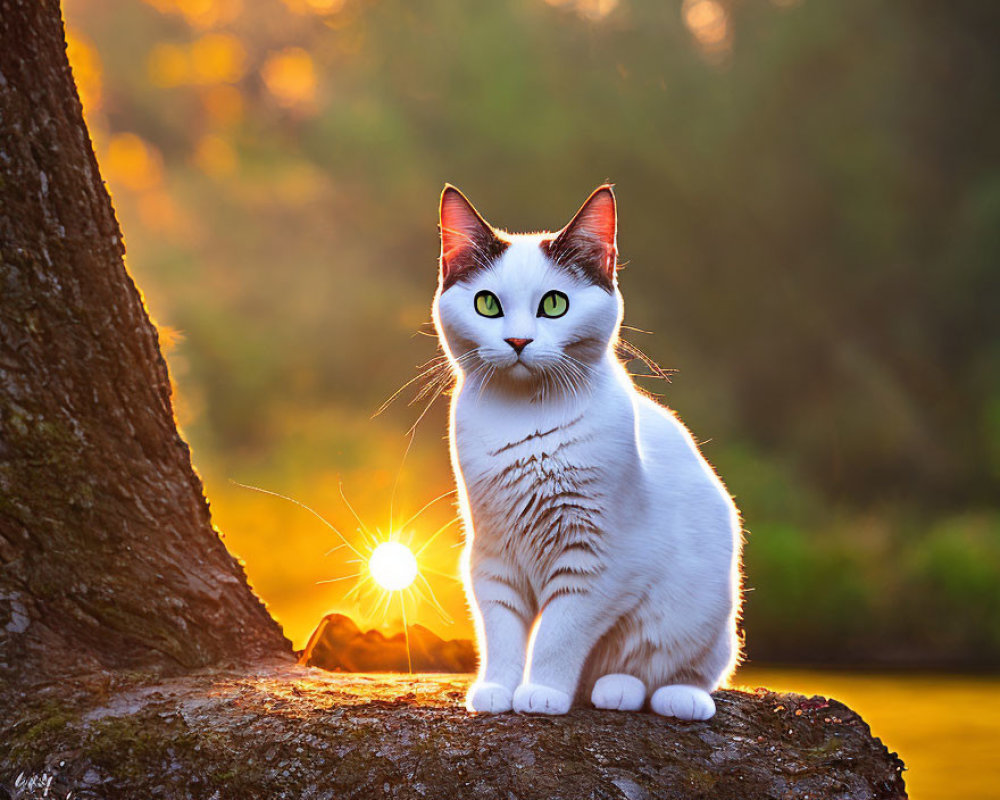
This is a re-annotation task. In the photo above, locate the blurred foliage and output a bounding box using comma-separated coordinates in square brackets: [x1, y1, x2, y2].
[62, 0, 999, 663]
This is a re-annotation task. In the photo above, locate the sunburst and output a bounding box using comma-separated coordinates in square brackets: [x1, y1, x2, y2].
[369, 541, 418, 591]
[233, 479, 461, 671]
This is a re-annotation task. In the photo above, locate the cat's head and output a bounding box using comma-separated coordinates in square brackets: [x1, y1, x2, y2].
[433, 185, 623, 391]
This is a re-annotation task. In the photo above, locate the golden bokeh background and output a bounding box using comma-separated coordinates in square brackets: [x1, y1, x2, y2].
[62, 1, 1000, 795]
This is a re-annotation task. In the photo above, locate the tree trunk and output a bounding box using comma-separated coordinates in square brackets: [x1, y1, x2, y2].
[0, 0, 289, 693]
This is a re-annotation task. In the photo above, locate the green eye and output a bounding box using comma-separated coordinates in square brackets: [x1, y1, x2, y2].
[538, 290, 569, 318]
[475, 290, 503, 317]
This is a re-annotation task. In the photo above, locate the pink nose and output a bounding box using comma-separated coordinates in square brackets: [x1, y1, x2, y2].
[505, 338, 532, 354]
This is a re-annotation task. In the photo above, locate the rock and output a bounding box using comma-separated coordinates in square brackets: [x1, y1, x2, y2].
[301, 614, 476, 673]
[0, 665, 907, 799]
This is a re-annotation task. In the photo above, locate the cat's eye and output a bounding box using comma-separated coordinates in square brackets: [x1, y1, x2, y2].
[474, 290, 503, 318]
[537, 290, 569, 319]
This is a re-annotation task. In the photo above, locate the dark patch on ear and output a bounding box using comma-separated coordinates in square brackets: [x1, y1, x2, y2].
[439, 185, 510, 291]
[541, 235, 616, 292]
[542, 185, 618, 292]
[440, 231, 509, 291]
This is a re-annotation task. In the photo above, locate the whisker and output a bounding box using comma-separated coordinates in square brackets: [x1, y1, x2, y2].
[562, 356, 590, 401]
[382, 347, 475, 532]
[372, 353, 450, 419]
[405, 368, 458, 437]
[615, 338, 676, 384]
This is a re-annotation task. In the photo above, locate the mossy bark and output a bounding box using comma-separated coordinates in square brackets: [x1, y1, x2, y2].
[1, 669, 907, 800]
[0, 0, 289, 693]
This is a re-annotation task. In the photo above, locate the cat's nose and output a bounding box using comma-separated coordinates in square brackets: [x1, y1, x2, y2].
[504, 338, 533, 354]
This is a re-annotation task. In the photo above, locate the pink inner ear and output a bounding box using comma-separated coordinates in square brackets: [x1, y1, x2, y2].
[574, 188, 616, 246]
[440, 189, 487, 265]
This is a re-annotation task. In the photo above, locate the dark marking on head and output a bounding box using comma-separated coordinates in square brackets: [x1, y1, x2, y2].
[439, 184, 510, 291]
[542, 185, 618, 292]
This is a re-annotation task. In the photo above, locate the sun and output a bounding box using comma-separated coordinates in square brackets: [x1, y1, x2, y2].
[234, 479, 458, 639]
[368, 541, 418, 592]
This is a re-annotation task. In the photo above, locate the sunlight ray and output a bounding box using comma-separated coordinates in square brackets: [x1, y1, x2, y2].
[337, 479, 378, 546]
[315, 573, 362, 585]
[400, 592, 413, 674]
[416, 573, 454, 623]
[410, 581, 452, 624]
[231, 480, 366, 559]
[396, 488, 458, 539]
[421, 565, 463, 583]
[415, 515, 463, 556]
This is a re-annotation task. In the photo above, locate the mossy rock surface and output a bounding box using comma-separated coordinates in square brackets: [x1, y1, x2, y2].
[1, 664, 906, 799]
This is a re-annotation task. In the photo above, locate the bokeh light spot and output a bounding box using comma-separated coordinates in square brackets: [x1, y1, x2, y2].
[261, 47, 317, 108]
[682, 0, 732, 58]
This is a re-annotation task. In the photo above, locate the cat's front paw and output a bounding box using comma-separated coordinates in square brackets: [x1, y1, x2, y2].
[650, 685, 716, 721]
[512, 683, 572, 715]
[591, 674, 646, 711]
[466, 681, 514, 714]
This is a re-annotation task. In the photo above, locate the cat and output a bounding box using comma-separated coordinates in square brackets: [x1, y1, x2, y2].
[432, 184, 742, 720]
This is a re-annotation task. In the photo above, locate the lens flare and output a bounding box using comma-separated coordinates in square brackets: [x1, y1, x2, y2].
[368, 541, 418, 591]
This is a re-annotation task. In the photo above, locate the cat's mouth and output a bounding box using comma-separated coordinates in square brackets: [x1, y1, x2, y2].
[486, 355, 534, 379]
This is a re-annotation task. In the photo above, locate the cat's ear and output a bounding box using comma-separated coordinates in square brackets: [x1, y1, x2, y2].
[439, 185, 505, 289]
[547, 185, 618, 289]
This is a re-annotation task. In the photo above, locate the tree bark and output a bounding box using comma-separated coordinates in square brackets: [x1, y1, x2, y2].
[0, 0, 289, 692]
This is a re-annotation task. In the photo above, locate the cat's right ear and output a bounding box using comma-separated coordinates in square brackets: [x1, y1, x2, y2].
[439, 185, 504, 289]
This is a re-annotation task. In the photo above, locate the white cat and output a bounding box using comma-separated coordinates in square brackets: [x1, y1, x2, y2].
[433, 184, 742, 720]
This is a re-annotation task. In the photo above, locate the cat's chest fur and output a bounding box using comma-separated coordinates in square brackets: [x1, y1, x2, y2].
[453, 384, 638, 599]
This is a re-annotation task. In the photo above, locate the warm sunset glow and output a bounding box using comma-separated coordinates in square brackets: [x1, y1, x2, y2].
[65, 31, 103, 113]
[369, 541, 418, 592]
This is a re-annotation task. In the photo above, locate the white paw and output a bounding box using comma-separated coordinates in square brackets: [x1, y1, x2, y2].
[512, 682, 572, 715]
[591, 674, 646, 711]
[466, 681, 513, 713]
[650, 685, 716, 721]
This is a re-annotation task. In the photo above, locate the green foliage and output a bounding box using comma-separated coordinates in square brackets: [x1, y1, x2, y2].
[905, 514, 1000, 660]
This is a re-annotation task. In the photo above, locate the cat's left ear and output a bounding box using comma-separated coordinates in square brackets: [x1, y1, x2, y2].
[548, 185, 618, 289]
